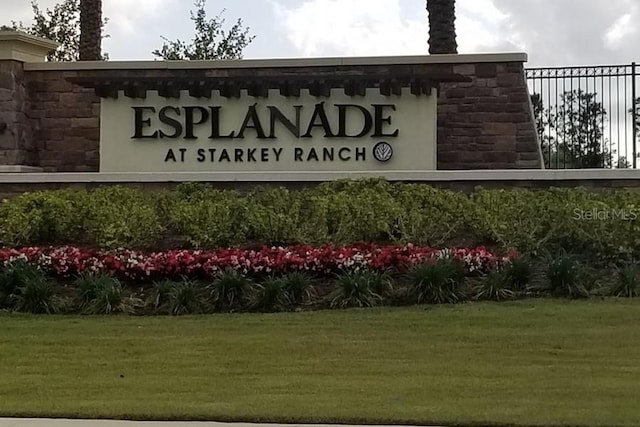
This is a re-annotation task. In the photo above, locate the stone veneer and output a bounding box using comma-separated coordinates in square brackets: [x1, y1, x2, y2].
[25, 69, 100, 171]
[1, 43, 542, 171]
[0, 60, 37, 166]
[438, 62, 541, 169]
[0, 31, 58, 170]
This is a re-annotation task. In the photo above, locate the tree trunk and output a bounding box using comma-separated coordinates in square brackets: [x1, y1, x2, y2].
[427, 0, 457, 54]
[79, 0, 102, 61]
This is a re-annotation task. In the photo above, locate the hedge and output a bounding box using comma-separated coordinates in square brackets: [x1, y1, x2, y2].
[1, 179, 639, 261]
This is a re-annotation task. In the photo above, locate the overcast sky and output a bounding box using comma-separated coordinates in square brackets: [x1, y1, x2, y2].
[2, 0, 639, 67]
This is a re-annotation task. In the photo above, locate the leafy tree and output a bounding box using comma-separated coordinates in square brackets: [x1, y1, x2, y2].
[531, 93, 546, 136]
[5, 0, 107, 61]
[533, 90, 620, 169]
[426, 0, 457, 54]
[631, 96, 639, 139]
[555, 90, 609, 168]
[628, 97, 640, 168]
[531, 93, 555, 153]
[152, 0, 254, 60]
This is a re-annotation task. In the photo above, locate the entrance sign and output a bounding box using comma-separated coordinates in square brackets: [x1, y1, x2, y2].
[100, 88, 436, 173]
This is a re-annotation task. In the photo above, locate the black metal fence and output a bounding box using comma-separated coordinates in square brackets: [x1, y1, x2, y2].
[526, 63, 638, 169]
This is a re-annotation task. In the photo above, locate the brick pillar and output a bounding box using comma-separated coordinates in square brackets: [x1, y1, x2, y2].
[0, 31, 58, 172]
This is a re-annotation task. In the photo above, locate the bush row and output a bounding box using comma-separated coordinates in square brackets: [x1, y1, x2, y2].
[1, 179, 639, 260]
[1, 254, 637, 315]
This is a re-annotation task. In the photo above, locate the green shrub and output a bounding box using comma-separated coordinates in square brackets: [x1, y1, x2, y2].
[294, 190, 331, 244]
[250, 277, 288, 313]
[146, 279, 175, 314]
[166, 185, 247, 248]
[167, 279, 209, 315]
[146, 278, 208, 315]
[281, 272, 317, 306]
[0, 260, 65, 313]
[504, 257, 532, 291]
[75, 273, 141, 314]
[245, 186, 304, 245]
[542, 189, 616, 258]
[328, 270, 386, 309]
[609, 265, 639, 298]
[473, 269, 516, 301]
[560, 189, 640, 260]
[0, 260, 46, 309]
[13, 277, 66, 314]
[0, 190, 86, 246]
[547, 252, 589, 299]
[0, 181, 638, 264]
[470, 189, 554, 255]
[470, 188, 640, 260]
[210, 269, 252, 312]
[405, 258, 466, 304]
[83, 186, 163, 249]
[317, 179, 401, 243]
[392, 184, 473, 246]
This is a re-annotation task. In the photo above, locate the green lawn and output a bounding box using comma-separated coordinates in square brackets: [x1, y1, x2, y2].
[1, 300, 640, 427]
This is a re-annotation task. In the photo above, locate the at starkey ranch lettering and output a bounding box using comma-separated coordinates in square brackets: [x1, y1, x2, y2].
[163, 146, 368, 163]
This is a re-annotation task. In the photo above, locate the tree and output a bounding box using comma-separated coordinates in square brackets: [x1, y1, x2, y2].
[631, 97, 639, 137]
[79, 0, 102, 60]
[153, 0, 254, 60]
[533, 90, 621, 169]
[426, 0, 457, 54]
[555, 90, 609, 168]
[6, 0, 107, 61]
[531, 93, 554, 146]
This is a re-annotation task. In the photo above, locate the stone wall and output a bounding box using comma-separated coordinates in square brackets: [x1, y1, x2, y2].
[0, 51, 543, 172]
[26, 70, 99, 171]
[438, 62, 540, 169]
[0, 60, 37, 166]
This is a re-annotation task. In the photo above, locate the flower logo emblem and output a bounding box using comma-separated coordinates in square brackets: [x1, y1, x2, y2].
[373, 142, 393, 162]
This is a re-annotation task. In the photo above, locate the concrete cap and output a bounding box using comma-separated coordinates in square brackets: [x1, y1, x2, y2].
[24, 53, 529, 71]
[0, 30, 59, 62]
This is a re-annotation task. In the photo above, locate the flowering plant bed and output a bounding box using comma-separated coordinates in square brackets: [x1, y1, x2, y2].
[0, 244, 512, 282]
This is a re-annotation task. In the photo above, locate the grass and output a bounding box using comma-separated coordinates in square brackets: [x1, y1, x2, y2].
[1, 300, 640, 427]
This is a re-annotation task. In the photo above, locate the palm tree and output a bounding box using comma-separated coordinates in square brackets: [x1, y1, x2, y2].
[79, 0, 102, 60]
[426, 0, 457, 54]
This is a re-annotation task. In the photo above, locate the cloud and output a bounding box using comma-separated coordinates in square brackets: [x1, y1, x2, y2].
[2, 0, 173, 42]
[271, 0, 528, 58]
[604, 11, 638, 49]
[272, 0, 427, 57]
[456, 0, 519, 52]
[272, 0, 639, 66]
[4, 0, 639, 65]
[104, 0, 174, 35]
[490, 0, 640, 65]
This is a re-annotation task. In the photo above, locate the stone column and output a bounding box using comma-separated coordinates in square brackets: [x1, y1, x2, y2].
[0, 31, 58, 172]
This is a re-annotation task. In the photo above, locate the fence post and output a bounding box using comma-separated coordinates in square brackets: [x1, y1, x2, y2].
[633, 62, 637, 169]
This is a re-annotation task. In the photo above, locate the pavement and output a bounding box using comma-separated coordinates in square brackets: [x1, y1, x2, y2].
[0, 422, 437, 427]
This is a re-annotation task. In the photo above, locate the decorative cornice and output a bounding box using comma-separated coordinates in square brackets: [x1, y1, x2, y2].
[68, 72, 470, 99]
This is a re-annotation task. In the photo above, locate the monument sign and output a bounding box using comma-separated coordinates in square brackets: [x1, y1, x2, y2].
[100, 87, 437, 173]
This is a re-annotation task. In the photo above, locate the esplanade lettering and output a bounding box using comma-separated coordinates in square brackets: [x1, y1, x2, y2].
[131, 103, 399, 140]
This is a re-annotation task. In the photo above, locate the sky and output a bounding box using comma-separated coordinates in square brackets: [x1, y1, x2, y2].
[2, 0, 639, 67]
